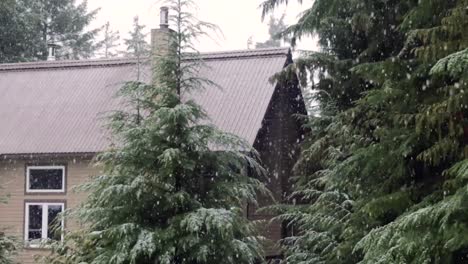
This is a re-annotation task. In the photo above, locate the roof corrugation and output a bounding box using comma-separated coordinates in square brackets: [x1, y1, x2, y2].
[0, 47, 289, 155]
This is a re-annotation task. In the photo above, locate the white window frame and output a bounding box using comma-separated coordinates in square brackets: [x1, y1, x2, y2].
[24, 202, 65, 248]
[26, 165, 65, 193]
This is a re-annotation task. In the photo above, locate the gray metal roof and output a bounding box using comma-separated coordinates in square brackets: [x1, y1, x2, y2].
[0, 47, 290, 155]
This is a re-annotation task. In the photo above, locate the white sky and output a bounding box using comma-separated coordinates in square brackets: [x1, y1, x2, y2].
[87, 0, 317, 53]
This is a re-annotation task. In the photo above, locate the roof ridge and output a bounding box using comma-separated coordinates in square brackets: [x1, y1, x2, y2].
[196, 47, 289, 60]
[198, 47, 289, 56]
[0, 47, 290, 71]
[0, 58, 138, 71]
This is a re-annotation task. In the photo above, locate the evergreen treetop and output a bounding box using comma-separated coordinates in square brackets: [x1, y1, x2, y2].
[98, 22, 120, 58]
[255, 14, 289, 49]
[122, 16, 150, 59]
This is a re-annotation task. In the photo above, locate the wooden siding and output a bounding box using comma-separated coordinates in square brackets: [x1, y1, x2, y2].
[251, 76, 306, 257]
[0, 157, 98, 264]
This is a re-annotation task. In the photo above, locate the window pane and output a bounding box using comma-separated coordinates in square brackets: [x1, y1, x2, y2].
[47, 205, 63, 241]
[29, 168, 63, 190]
[28, 205, 42, 240]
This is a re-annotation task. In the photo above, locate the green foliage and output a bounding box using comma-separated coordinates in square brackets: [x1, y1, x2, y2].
[122, 16, 150, 59]
[256, 14, 289, 48]
[400, 0, 468, 62]
[0, 0, 37, 63]
[431, 48, 468, 79]
[262, 0, 468, 263]
[0, 0, 100, 62]
[44, 1, 268, 263]
[0, 230, 17, 264]
[0, 188, 17, 264]
[98, 22, 120, 58]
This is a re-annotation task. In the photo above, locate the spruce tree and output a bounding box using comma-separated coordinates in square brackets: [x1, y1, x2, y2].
[45, 1, 268, 263]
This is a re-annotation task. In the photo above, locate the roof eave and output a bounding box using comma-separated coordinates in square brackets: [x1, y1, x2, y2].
[0, 152, 97, 160]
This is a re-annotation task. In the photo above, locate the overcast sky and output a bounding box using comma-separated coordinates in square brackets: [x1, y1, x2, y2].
[87, 0, 317, 53]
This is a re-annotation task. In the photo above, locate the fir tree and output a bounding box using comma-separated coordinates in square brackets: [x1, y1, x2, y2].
[0, 0, 100, 62]
[262, 0, 468, 263]
[122, 16, 150, 59]
[255, 14, 289, 49]
[0, 0, 38, 63]
[354, 0, 468, 262]
[98, 22, 120, 58]
[45, 1, 268, 263]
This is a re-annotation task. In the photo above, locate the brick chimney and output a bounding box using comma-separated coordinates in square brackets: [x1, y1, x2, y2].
[151, 7, 172, 58]
[151, 6, 174, 86]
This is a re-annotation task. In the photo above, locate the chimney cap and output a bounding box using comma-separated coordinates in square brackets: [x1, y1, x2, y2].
[47, 41, 61, 61]
[47, 42, 61, 48]
[160, 6, 169, 28]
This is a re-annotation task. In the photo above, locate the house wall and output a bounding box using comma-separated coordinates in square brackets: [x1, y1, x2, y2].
[0, 150, 301, 263]
[0, 102, 305, 264]
[0, 76, 305, 263]
[0, 157, 98, 264]
[251, 77, 306, 258]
